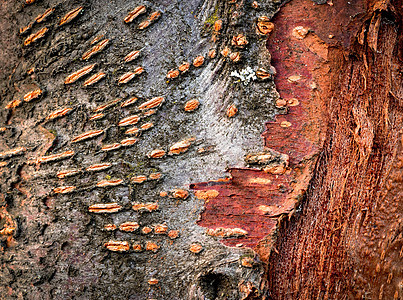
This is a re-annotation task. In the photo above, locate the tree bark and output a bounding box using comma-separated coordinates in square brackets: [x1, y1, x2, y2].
[265, 0, 403, 299]
[0, 0, 402, 299]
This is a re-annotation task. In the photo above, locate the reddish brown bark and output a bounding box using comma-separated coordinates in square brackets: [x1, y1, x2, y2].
[192, 0, 363, 257]
[267, 0, 403, 299]
[193, 0, 402, 299]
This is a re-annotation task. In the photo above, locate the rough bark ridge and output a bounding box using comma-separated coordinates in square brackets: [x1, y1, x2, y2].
[268, 0, 403, 299]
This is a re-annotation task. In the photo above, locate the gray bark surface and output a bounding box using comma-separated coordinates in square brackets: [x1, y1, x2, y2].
[0, 0, 282, 299]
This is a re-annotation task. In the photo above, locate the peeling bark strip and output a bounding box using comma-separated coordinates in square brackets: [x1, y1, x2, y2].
[83, 72, 106, 86]
[85, 163, 111, 172]
[82, 39, 109, 60]
[132, 202, 158, 212]
[35, 8, 54, 23]
[118, 115, 139, 126]
[104, 240, 130, 252]
[37, 150, 74, 163]
[5, 99, 22, 109]
[89, 112, 104, 121]
[119, 222, 139, 232]
[101, 143, 121, 152]
[23, 89, 42, 102]
[137, 96, 164, 110]
[124, 50, 140, 63]
[117, 68, 144, 85]
[45, 107, 73, 120]
[71, 129, 103, 143]
[56, 169, 80, 179]
[59, 6, 83, 26]
[64, 64, 96, 84]
[191, 0, 336, 254]
[53, 186, 76, 194]
[96, 179, 123, 187]
[120, 138, 137, 146]
[88, 203, 122, 213]
[124, 5, 146, 23]
[94, 98, 122, 112]
[23, 27, 48, 46]
[121, 97, 138, 108]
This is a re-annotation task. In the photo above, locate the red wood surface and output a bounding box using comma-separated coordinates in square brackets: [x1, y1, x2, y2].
[192, 0, 365, 254]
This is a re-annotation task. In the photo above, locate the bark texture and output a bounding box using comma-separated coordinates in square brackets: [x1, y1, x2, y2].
[0, 0, 282, 299]
[267, 0, 403, 299]
[1, 0, 402, 299]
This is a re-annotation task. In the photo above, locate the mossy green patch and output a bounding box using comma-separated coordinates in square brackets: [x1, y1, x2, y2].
[48, 129, 57, 136]
[203, 3, 220, 31]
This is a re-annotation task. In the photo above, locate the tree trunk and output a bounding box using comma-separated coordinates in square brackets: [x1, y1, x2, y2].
[0, 0, 402, 299]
